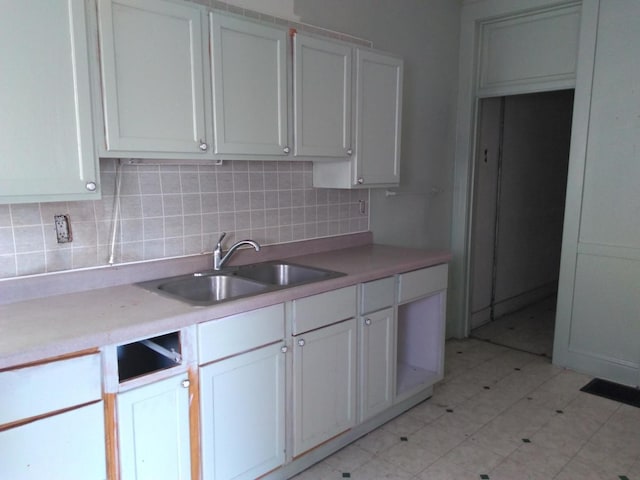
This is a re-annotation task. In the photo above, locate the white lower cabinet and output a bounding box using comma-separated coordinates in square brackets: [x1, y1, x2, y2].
[359, 307, 395, 422]
[0, 353, 105, 480]
[0, 402, 106, 480]
[200, 342, 286, 480]
[292, 318, 357, 457]
[117, 374, 191, 480]
[396, 266, 448, 402]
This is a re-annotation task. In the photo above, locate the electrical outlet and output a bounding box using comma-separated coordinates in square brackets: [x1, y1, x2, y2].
[54, 214, 72, 243]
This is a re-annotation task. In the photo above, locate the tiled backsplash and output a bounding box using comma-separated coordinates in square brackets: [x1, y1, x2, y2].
[0, 160, 369, 279]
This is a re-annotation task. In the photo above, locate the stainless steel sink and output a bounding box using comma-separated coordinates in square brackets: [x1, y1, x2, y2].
[235, 261, 343, 286]
[137, 261, 344, 306]
[140, 273, 269, 306]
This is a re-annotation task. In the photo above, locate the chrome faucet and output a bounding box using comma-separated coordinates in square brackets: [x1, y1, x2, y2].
[213, 232, 261, 270]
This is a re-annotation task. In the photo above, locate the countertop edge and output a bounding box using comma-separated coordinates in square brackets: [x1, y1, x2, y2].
[0, 243, 451, 370]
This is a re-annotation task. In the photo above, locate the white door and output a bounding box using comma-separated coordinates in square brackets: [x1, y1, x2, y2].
[98, 0, 211, 156]
[210, 13, 289, 156]
[359, 308, 395, 422]
[0, 0, 98, 203]
[0, 402, 106, 480]
[293, 34, 352, 157]
[117, 375, 191, 480]
[200, 343, 286, 480]
[293, 318, 357, 457]
[353, 49, 403, 186]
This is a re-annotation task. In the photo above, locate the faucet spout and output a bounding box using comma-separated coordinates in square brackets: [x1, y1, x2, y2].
[213, 232, 261, 270]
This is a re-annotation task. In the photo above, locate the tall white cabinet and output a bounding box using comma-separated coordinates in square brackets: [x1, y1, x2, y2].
[0, 0, 99, 204]
[554, 0, 640, 387]
[97, 0, 212, 158]
[210, 13, 289, 156]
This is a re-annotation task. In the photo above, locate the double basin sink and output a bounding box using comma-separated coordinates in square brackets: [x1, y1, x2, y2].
[138, 261, 345, 306]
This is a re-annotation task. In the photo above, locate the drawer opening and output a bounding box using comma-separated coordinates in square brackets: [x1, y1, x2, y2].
[396, 292, 445, 397]
[117, 332, 182, 382]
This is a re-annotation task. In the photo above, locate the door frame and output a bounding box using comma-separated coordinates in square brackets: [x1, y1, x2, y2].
[448, 0, 582, 339]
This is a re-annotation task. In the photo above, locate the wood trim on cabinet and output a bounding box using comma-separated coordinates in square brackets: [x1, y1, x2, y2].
[189, 366, 201, 480]
[104, 392, 120, 480]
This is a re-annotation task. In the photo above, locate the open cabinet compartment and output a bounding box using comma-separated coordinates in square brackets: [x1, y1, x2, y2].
[396, 291, 446, 397]
[117, 331, 182, 382]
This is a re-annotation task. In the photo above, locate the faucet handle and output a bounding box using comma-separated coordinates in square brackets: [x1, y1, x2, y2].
[216, 232, 227, 249]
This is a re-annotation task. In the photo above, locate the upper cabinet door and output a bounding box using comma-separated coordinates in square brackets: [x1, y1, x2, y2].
[354, 49, 403, 186]
[97, 0, 211, 157]
[210, 13, 288, 156]
[0, 0, 99, 204]
[293, 34, 352, 158]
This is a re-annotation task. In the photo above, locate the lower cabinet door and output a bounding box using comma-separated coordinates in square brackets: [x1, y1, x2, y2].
[117, 375, 191, 480]
[0, 402, 106, 480]
[293, 318, 357, 457]
[200, 342, 286, 480]
[359, 308, 395, 421]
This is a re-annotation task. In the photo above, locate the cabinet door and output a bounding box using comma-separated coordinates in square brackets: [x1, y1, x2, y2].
[359, 308, 395, 422]
[0, 0, 98, 204]
[200, 343, 285, 480]
[0, 402, 106, 480]
[293, 34, 352, 157]
[98, 0, 211, 156]
[210, 13, 288, 156]
[293, 318, 357, 457]
[353, 49, 403, 186]
[117, 375, 191, 480]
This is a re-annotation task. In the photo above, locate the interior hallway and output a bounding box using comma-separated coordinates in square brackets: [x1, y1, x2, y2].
[471, 297, 556, 358]
[292, 338, 640, 479]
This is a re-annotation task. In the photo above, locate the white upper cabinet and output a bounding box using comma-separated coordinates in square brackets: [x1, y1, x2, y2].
[210, 13, 289, 156]
[313, 48, 403, 188]
[293, 34, 352, 158]
[97, 0, 212, 158]
[354, 49, 403, 186]
[0, 0, 99, 204]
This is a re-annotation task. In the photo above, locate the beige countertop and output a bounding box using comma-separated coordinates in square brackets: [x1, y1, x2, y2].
[0, 241, 451, 370]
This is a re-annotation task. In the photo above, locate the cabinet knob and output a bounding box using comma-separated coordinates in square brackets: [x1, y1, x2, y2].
[85, 181, 97, 191]
[347, 148, 353, 156]
[357, 177, 364, 185]
[297, 339, 305, 347]
[364, 318, 372, 326]
[283, 146, 290, 154]
[281, 346, 288, 353]
[181, 379, 190, 388]
[199, 141, 208, 151]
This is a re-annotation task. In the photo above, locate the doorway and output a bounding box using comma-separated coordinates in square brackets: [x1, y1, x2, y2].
[469, 90, 574, 356]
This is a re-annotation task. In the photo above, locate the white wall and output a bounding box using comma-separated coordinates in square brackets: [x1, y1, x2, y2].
[293, 0, 462, 249]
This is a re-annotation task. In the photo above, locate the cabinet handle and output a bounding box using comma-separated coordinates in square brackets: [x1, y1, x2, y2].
[181, 379, 190, 388]
[283, 146, 290, 154]
[281, 346, 288, 353]
[85, 181, 97, 191]
[347, 148, 353, 156]
[297, 339, 305, 347]
[199, 141, 208, 151]
[364, 318, 372, 326]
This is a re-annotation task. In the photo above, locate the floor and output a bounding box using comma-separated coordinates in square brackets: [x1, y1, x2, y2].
[292, 338, 640, 480]
[471, 296, 557, 357]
